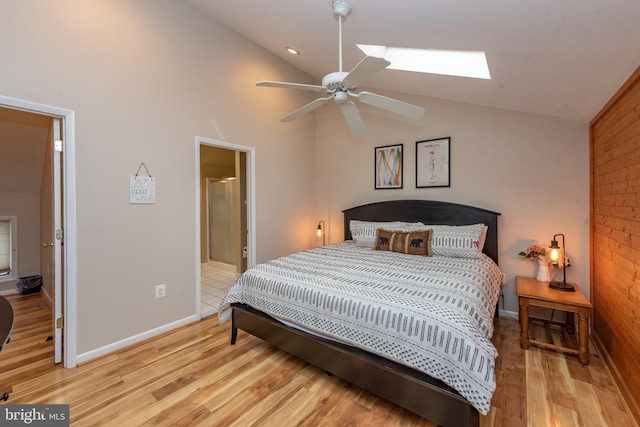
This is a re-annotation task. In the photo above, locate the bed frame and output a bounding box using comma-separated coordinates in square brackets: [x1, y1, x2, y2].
[230, 200, 501, 427]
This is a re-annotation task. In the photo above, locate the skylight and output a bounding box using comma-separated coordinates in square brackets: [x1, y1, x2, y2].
[357, 44, 491, 80]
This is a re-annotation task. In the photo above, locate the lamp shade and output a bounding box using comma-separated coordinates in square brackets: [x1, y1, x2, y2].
[317, 221, 326, 246]
[548, 233, 574, 292]
[549, 239, 560, 263]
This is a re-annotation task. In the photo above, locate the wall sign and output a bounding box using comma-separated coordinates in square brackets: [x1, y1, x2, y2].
[130, 162, 156, 204]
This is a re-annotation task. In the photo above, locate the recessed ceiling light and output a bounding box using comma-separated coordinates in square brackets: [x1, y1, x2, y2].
[357, 44, 491, 80]
[285, 46, 300, 55]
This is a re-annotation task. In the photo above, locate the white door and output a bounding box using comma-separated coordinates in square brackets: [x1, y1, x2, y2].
[52, 118, 63, 364]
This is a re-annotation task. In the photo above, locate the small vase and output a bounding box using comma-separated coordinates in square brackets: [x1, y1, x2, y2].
[536, 259, 552, 282]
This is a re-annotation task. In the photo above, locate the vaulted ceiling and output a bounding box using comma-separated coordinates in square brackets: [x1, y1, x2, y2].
[186, 0, 640, 122]
[4, 2, 640, 193]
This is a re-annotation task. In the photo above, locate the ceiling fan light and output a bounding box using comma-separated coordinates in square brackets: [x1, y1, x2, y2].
[333, 91, 348, 103]
[357, 44, 491, 80]
[257, 2, 424, 137]
[285, 46, 300, 55]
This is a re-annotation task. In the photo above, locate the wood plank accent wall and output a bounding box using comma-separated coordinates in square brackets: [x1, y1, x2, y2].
[590, 65, 640, 425]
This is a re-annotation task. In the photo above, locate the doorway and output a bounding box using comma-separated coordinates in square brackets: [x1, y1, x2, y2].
[0, 95, 77, 368]
[196, 137, 255, 318]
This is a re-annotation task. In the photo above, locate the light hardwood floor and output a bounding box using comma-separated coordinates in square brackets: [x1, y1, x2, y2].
[0, 293, 637, 426]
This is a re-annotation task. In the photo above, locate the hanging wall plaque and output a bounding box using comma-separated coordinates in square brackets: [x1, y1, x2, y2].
[130, 162, 156, 204]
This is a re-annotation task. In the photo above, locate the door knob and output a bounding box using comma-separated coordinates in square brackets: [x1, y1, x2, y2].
[42, 242, 54, 248]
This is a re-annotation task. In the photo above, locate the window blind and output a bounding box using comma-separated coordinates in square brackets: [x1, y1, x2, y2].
[0, 220, 10, 274]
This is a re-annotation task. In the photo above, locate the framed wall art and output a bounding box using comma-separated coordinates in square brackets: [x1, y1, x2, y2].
[375, 144, 403, 189]
[416, 137, 450, 188]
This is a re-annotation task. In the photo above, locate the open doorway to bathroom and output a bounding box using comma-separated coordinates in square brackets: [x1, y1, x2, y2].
[197, 139, 254, 318]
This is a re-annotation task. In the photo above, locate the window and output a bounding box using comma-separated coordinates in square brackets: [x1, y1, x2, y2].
[0, 217, 17, 280]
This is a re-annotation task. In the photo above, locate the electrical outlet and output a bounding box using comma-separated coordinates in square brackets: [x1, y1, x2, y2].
[155, 284, 166, 298]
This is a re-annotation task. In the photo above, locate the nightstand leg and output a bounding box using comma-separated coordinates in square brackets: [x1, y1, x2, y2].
[578, 314, 590, 365]
[519, 301, 530, 349]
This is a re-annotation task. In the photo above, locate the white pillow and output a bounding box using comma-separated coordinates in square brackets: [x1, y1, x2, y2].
[423, 223, 488, 257]
[349, 220, 408, 247]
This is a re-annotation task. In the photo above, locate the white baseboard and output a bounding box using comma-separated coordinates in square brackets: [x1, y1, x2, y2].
[41, 287, 53, 307]
[499, 309, 518, 319]
[0, 287, 53, 306]
[76, 315, 199, 365]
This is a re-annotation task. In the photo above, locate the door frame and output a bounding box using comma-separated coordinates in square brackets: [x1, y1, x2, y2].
[52, 117, 63, 364]
[195, 137, 255, 318]
[0, 95, 77, 368]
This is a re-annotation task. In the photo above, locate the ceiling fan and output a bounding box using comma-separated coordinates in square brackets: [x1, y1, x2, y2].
[256, 0, 425, 136]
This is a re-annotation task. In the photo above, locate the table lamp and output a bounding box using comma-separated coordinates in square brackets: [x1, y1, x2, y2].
[548, 233, 574, 292]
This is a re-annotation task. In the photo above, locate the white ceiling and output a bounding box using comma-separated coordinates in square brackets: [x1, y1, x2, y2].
[186, 0, 640, 122]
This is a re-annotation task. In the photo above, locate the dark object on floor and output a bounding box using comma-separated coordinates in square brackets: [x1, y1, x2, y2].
[46, 336, 53, 342]
[16, 275, 42, 295]
[1, 295, 14, 403]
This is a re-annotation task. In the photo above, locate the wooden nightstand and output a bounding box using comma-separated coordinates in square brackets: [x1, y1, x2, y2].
[516, 275, 593, 365]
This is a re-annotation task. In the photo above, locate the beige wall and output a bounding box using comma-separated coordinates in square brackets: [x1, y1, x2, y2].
[1, 0, 317, 355]
[0, 0, 590, 357]
[315, 94, 589, 314]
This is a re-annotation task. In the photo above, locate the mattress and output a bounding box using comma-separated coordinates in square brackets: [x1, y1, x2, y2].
[219, 242, 503, 414]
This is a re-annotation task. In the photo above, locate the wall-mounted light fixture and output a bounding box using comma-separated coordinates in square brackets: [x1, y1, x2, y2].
[317, 220, 326, 246]
[548, 233, 574, 292]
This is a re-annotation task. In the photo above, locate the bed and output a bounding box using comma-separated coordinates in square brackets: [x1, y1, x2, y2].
[219, 199, 502, 427]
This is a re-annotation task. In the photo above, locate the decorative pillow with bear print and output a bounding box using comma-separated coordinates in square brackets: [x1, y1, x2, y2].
[375, 228, 433, 256]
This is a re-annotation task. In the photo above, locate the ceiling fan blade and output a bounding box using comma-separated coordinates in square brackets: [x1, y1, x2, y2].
[257, 81, 327, 92]
[340, 101, 366, 136]
[343, 56, 391, 88]
[281, 97, 331, 122]
[358, 91, 425, 119]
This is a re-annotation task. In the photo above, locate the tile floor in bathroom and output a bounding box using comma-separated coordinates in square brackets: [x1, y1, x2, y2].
[200, 261, 239, 318]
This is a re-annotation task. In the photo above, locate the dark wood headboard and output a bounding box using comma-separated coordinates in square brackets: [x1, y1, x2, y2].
[343, 199, 501, 264]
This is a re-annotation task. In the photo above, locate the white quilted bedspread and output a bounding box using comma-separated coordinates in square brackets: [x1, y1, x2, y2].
[219, 242, 503, 414]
